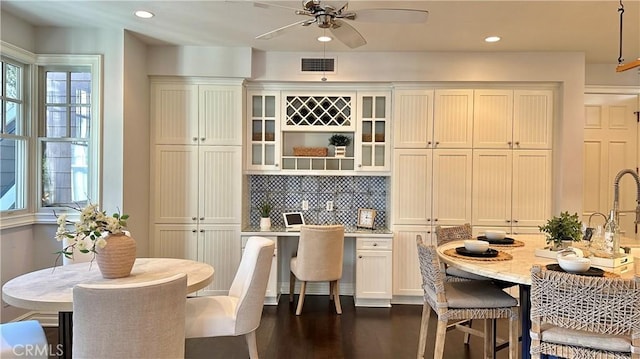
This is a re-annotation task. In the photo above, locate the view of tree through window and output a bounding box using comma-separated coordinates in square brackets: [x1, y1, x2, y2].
[41, 70, 91, 207]
[0, 58, 26, 211]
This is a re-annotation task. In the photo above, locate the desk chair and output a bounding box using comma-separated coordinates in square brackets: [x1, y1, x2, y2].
[530, 265, 639, 359]
[0, 320, 48, 359]
[185, 236, 275, 359]
[416, 235, 519, 359]
[290, 225, 344, 315]
[72, 273, 187, 358]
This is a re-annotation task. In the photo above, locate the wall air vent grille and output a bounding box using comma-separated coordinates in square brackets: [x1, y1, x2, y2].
[300, 58, 336, 73]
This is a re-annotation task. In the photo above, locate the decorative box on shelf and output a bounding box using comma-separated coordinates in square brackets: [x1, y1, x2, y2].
[534, 247, 634, 268]
[293, 147, 328, 157]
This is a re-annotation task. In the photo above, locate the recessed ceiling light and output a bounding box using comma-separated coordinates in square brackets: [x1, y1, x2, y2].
[317, 35, 332, 42]
[135, 10, 154, 19]
[485, 36, 501, 43]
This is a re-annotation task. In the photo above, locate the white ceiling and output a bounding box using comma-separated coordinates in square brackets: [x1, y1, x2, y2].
[2, 0, 639, 64]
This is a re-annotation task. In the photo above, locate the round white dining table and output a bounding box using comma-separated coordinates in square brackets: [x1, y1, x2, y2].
[2, 257, 214, 359]
[436, 234, 636, 359]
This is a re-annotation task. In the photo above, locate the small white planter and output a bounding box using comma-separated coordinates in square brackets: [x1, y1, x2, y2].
[260, 217, 271, 231]
[334, 146, 346, 157]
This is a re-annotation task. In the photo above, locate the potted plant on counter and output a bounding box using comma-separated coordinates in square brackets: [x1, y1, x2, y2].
[538, 211, 582, 250]
[328, 134, 352, 158]
[259, 202, 272, 230]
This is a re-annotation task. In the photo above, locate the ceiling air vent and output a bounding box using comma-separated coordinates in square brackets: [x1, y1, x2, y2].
[300, 57, 336, 73]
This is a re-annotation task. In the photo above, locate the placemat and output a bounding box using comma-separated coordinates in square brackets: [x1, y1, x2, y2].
[443, 248, 513, 261]
[545, 264, 620, 278]
[488, 239, 525, 248]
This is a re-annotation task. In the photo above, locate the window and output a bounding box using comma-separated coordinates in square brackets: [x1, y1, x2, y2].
[0, 57, 27, 211]
[40, 68, 93, 208]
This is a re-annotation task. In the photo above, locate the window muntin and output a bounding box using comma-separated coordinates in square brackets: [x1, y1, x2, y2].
[40, 68, 92, 208]
[0, 58, 27, 211]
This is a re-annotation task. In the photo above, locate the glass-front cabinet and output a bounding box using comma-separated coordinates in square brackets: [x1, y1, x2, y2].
[245, 87, 391, 174]
[247, 91, 280, 170]
[357, 92, 390, 171]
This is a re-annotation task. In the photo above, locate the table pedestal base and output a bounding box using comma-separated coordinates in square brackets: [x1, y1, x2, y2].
[58, 312, 73, 359]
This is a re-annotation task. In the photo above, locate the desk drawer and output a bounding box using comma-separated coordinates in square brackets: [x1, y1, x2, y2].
[357, 238, 392, 250]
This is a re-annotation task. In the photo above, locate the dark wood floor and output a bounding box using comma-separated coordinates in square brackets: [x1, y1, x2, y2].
[46, 295, 518, 358]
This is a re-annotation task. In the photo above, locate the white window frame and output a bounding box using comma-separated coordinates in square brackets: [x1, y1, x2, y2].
[35, 54, 102, 222]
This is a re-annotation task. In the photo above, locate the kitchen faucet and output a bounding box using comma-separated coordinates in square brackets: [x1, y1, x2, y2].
[612, 168, 640, 225]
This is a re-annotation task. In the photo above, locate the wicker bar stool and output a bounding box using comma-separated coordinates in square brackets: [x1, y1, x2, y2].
[416, 235, 519, 359]
[530, 265, 640, 359]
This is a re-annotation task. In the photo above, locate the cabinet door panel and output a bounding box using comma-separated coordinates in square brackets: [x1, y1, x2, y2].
[153, 146, 199, 223]
[433, 89, 474, 148]
[393, 89, 433, 148]
[513, 90, 553, 149]
[199, 85, 242, 146]
[152, 83, 198, 145]
[392, 149, 432, 224]
[392, 227, 431, 296]
[199, 146, 242, 224]
[199, 225, 242, 296]
[152, 225, 198, 260]
[473, 90, 513, 149]
[356, 250, 392, 299]
[432, 149, 473, 224]
[472, 150, 512, 226]
[512, 151, 552, 227]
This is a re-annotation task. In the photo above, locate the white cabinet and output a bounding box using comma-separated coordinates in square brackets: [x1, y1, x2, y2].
[392, 226, 433, 298]
[433, 89, 474, 148]
[150, 79, 243, 297]
[152, 83, 242, 146]
[356, 92, 391, 171]
[392, 149, 472, 226]
[152, 145, 242, 224]
[472, 149, 552, 233]
[473, 89, 553, 149]
[355, 237, 392, 307]
[247, 91, 280, 170]
[393, 89, 434, 148]
[153, 224, 241, 296]
[242, 235, 278, 305]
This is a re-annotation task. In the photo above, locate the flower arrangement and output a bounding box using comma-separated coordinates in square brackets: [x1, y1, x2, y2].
[55, 203, 129, 262]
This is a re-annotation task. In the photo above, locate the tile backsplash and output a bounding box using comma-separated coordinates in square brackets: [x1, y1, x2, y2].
[249, 175, 388, 228]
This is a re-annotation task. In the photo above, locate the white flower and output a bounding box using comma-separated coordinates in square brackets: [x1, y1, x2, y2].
[56, 214, 67, 225]
[95, 238, 107, 249]
[76, 240, 87, 251]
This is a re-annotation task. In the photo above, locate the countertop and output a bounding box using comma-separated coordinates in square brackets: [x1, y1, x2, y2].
[241, 226, 393, 237]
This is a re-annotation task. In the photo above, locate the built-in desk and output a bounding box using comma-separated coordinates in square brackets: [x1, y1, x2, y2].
[241, 226, 393, 307]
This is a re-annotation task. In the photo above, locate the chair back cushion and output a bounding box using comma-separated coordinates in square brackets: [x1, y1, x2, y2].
[72, 273, 187, 359]
[229, 236, 275, 334]
[292, 225, 344, 281]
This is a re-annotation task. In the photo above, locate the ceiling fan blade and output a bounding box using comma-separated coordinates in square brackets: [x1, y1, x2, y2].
[355, 9, 429, 23]
[252, 1, 300, 12]
[330, 20, 366, 49]
[256, 19, 312, 40]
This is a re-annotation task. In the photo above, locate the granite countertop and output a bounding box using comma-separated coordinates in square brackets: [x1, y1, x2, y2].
[242, 226, 393, 237]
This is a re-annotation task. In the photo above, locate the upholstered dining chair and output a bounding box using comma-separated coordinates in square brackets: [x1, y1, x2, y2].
[185, 236, 275, 359]
[530, 265, 640, 359]
[416, 235, 519, 359]
[0, 320, 48, 359]
[289, 224, 344, 316]
[72, 273, 187, 359]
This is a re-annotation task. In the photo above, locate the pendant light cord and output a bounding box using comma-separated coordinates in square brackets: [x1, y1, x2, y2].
[618, 0, 624, 65]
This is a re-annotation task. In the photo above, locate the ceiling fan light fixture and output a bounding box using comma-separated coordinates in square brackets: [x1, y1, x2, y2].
[318, 35, 332, 42]
[484, 36, 501, 43]
[134, 10, 154, 19]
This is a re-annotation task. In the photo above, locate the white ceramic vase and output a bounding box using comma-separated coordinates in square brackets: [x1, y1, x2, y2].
[334, 146, 346, 157]
[260, 217, 271, 231]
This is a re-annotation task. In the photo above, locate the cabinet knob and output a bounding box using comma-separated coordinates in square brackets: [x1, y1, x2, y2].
[434, 218, 438, 222]
[200, 137, 205, 142]
[435, 141, 440, 146]
[427, 218, 431, 222]
[513, 219, 519, 223]
[192, 217, 197, 221]
[506, 219, 511, 223]
[358, 164, 362, 168]
[275, 163, 279, 167]
[200, 229, 204, 233]
[200, 217, 204, 221]
[192, 137, 198, 142]
[373, 243, 378, 246]
[515, 141, 520, 146]
[427, 141, 432, 146]
[508, 141, 512, 147]
[358, 255, 363, 259]
[192, 229, 197, 233]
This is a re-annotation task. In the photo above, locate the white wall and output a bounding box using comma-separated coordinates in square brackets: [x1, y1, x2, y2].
[147, 46, 252, 78]
[0, 11, 35, 52]
[123, 31, 151, 256]
[586, 64, 640, 87]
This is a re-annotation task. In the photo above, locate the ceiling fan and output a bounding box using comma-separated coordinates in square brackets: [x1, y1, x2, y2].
[254, 0, 429, 49]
